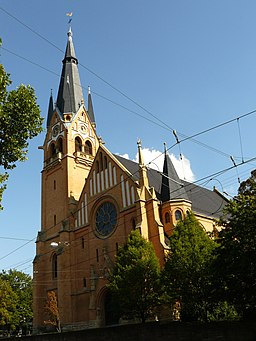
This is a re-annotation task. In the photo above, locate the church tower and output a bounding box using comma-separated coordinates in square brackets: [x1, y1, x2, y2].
[41, 28, 99, 234]
[33, 28, 99, 331]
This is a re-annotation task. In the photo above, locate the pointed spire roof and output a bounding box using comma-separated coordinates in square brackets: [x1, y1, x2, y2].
[161, 143, 189, 202]
[137, 139, 149, 189]
[87, 86, 95, 124]
[46, 90, 54, 128]
[56, 28, 84, 116]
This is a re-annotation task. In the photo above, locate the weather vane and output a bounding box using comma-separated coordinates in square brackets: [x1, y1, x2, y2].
[66, 12, 73, 25]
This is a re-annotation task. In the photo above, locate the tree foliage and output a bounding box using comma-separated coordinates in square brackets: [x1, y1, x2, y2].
[162, 212, 218, 322]
[44, 291, 61, 332]
[0, 270, 32, 335]
[0, 41, 43, 208]
[108, 229, 161, 323]
[217, 172, 256, 318]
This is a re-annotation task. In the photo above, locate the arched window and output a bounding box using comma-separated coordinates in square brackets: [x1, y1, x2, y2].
[57, 137, 63, 153]
[175, 209, 182, 221]
[50, 142, 56, 156]
[52, 254, 58, 279]
[165, 212, 170, 223]
[85, 140, 92, 155]
[75, 137, 82, 152]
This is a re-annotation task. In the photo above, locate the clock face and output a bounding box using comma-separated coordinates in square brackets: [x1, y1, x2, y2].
[95, 202, 117, 237]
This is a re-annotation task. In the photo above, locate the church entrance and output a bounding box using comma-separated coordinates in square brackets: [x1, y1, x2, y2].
[104, 291, 120, 326]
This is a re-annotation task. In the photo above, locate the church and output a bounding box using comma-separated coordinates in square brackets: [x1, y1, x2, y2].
[33, 28, 227, 332]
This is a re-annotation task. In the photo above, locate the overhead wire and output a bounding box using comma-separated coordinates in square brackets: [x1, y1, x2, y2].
[1, 6, 255, 162]
[1, 133, 255, 269]
[12, 154, 255, 280]
[1, 6, 256, 271]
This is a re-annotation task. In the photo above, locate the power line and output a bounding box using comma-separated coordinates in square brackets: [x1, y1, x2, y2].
[3, 44, 255, 163]
[0, 236, 33, 241]
[1, 7, 255, 161]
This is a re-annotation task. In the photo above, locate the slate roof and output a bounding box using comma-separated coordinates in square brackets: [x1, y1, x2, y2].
[114, 154, 227, 218]
[161, 151, 189, 201]
[46, 91, 54, 128]
[56, 28, 84, 116]
[88, 89, 96, 124]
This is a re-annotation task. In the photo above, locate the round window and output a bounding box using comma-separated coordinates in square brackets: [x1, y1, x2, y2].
[95, 202, 117, 237]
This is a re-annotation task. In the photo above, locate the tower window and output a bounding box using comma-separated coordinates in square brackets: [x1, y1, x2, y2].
[54, 215, 57, 226]
[54, 180, 56, 190]
[175, 209, 182, 221]
[50, 143, 56, 156]
[81, 237, 84, 249]
[75, 137, 82, 152]
[96, 248, 99, 262]
[83, 277, 87, 288]
[131, 218, 136, 230]
[104, 156, 107, 169]
[85, 140, 92, 155]
[165, 212, 170, 223]
[57, 137, 63, 153]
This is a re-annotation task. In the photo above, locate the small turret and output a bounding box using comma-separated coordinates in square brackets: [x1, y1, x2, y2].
[161, 143, 188, 202]
[137, 139, 149, 189]
[87, 86, 96, 125]
[46, 90, 54, 128]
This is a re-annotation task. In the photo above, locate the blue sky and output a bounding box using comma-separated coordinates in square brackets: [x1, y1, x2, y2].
[1, 0, 256, 275]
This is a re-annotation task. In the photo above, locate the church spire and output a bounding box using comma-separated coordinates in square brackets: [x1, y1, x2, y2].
[56, 28, 84, 116]
[46, 90, 54, 128]
[87, 86, 96, 125]
[161, 143, 188, 202]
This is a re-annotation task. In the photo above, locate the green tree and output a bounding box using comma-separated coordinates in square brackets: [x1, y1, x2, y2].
[0, 38, 43, 208]
[217, 172, 256, 319]
[0, 270, 32, 335]
[0, 278, 18, 336]
[162, 212, 218, 322]
[108, 229, 161, 323]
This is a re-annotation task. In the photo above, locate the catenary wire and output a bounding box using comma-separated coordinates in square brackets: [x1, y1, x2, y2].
[0, 8, 255, 161]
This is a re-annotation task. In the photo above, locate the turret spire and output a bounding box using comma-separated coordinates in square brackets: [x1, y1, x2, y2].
[137, 139, 149, 189]
[161, 143, 188, 202]
[56, 28, 84, 116]
[46, 89, 54, 128]
[87, 86, 96, 125]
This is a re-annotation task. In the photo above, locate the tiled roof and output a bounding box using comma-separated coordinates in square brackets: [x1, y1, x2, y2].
[114, 154, 227, 218]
